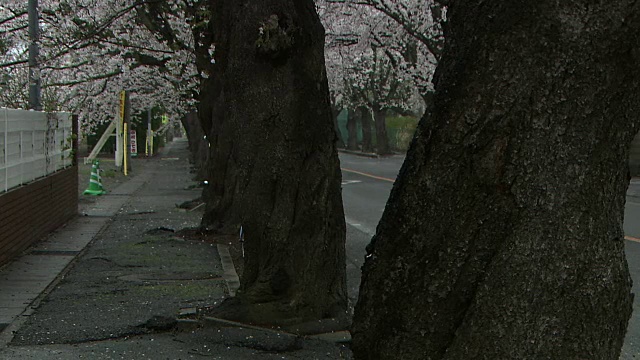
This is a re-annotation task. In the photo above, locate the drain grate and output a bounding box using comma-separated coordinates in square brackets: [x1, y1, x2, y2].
[30, 250, 80, 256]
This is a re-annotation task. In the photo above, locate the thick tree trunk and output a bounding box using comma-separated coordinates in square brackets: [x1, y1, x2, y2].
[180, 111, 208, 181]
[352, 1, 640, 359]
[372, 106, 390, 155]
[359, 106, 373, 153]
[346, 108, 358, 151]
[201, 0, 347, 324]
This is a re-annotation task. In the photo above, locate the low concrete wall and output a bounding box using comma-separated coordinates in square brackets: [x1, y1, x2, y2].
[1, 110, 74, 193]
[0, 166, 78, 267]
[631, 131, 640, 177]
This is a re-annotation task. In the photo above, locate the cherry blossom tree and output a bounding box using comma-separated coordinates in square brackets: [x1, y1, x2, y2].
[318, 0, 439, 154]
[0, 0, 198, 132]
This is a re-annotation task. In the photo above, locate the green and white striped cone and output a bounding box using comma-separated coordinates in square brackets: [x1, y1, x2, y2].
[83, 160, 106, 195]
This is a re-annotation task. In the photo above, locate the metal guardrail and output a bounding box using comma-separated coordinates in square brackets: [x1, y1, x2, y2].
[0, 108, 73, 193]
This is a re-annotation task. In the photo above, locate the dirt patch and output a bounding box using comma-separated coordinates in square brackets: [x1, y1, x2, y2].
[175, 229, 245, 278]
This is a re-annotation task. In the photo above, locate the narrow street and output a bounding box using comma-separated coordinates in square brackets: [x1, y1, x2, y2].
[339, 153, 640, 358]
[340, 154, 400, 310]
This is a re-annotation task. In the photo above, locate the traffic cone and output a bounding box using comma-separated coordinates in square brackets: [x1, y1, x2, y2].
[83, 160, 106, 195]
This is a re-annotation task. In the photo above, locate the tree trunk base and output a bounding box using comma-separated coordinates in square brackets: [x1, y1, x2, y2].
[204, 297, 350, 332]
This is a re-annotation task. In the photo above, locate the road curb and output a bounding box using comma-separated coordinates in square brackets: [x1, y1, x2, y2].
[217, 244, 240, 296]
[338, 149, 379, 158]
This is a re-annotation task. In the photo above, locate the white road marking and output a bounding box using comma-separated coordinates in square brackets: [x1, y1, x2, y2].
[342, 180, 363, 185]
[345, 216, 375, 236]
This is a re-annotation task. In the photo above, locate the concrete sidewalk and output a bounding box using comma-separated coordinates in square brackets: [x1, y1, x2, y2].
[0, 150, 153, 341]
[0, 139, 351, 359]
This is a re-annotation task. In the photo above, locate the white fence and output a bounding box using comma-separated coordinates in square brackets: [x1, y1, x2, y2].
[0, 108, 74, 193]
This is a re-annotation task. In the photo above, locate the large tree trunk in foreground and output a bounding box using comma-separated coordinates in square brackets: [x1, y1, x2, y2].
[352, 1, 640, 359]
[372, 106, 390, 155]
[202, 0, 347, 324]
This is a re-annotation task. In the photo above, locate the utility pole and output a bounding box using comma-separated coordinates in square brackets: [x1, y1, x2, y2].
[28, 0, 42, 111]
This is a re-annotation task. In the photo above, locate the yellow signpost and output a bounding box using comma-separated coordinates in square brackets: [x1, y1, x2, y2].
[115, 91, 126, 168]
[123, 123, 128, 176]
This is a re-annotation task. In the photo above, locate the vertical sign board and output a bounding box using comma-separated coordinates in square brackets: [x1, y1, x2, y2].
[130, 130, 138, 157]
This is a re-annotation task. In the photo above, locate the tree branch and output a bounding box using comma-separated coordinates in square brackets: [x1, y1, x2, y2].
[43, 69, 123, 88]
[0, 58, 28, 68]
[0, 24, 28, 35]
[325, 0, 444, 59]
[0, 10, 27, 26]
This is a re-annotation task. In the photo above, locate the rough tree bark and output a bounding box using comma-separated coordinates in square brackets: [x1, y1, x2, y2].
[201, 0, 347, 324]
[346, 108, 358, 151]
[359, 106, 373, 153]
[372, 106, 391, 155]
[352, 1, 640, 359]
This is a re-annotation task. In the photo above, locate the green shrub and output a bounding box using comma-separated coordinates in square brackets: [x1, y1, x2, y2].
[386, 116, 419, 151]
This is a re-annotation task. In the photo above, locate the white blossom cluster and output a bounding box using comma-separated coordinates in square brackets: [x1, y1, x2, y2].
[317, 0, 444, 114]
[1, 0, 444, 134]
[0, 0, 200, 133]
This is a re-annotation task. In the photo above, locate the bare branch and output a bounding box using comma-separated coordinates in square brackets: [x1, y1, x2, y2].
[0, 10, 27, 27]
[0, 58, 28, 68]
[0, 24, 28, 35]
[43, 69, 123, 88]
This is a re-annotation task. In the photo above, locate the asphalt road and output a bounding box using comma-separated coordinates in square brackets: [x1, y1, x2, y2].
[623, 180, 640, 358]
[340, 153, 401, 311]
[339, 152, 640, 358]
